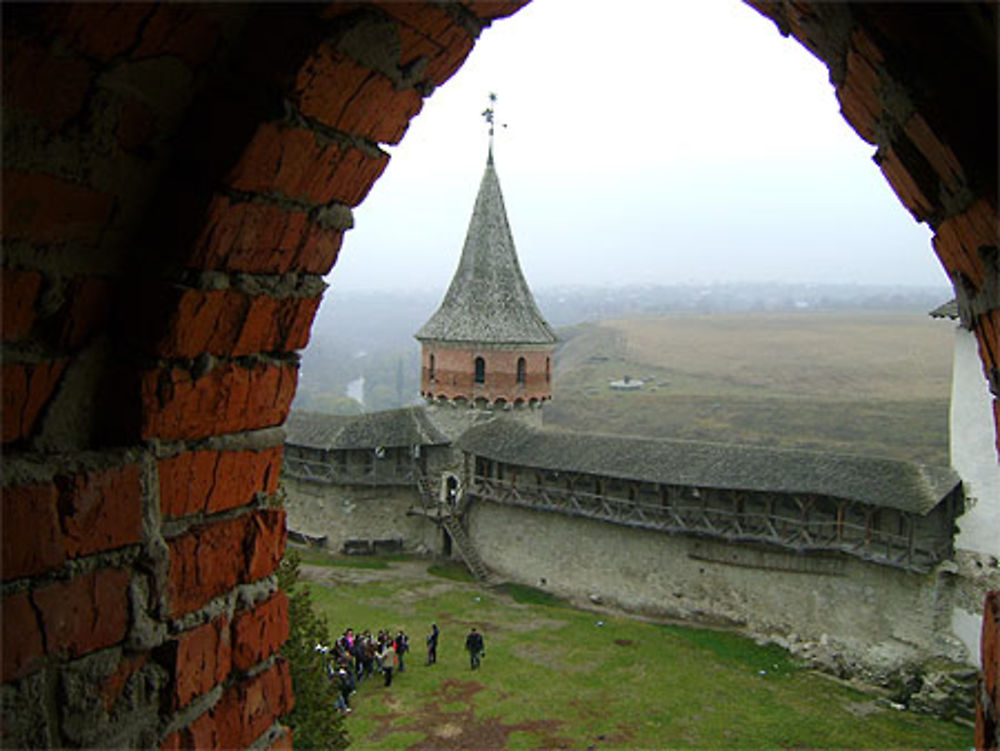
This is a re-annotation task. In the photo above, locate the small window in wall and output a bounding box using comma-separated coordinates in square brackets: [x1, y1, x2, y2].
[516, 357, 526, 384]
[429, 354, 436, 382]
[474, 356, 486, 384]
[545, 357, 551, 383]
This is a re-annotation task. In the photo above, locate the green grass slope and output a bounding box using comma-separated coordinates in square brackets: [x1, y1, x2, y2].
[306, 558, 970, 750]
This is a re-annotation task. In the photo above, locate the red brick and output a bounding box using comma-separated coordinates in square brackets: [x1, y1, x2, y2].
[225, 122, 389, 207]
[877, 143, 934, 223]
[57, 464, 142, 558]
[977, 590, 1000, 750]
[463, 1, 531, 22]
[174, 615, 231, 709]
[132, 5, 219, 70]
[932, 198, 996, 286]
[56, 275, 113, 349]
[44, 4, 153, 61]
[214, 659, 294, 750]
[2, 590, 46, 683]
[385, 4, 476, 87]
[2, 359, 69, 444]
[161, 707, 219, 750]
[1, 268, 43, 342]
[152, 289, 320, 359]
[835, 31, 882, 145]
[231, 591, 289, 671]
[2, 481, 65, 581]
[101, 653, 149, 712]
[2, 171, 114, 245]
[167, 516, 247, 617]
[33, 568, 130, 658]
[246, 509, 287, 582]
[904, 113, 964, 195]
[140, 360, 298, 441]
[266, 727, 294, 751]
[187, 195, 344, 275]
[159, 447, 283, 518]
[294, 45, 423, 145]
[2, 38, 93, 131]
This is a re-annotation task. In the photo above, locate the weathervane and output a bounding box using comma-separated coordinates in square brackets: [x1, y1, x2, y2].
[481, 92, 506, 158]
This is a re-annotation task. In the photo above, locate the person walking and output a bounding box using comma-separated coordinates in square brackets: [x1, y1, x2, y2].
[394, 630, 409, 672]
[378, 640, 396, 687]
[464, 627, 484, 670]
[426, 622, 439, 665]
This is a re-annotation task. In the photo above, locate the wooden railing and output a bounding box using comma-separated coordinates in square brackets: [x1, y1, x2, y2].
[467, 476, 951, 573]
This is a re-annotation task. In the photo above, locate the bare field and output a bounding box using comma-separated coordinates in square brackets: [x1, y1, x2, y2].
[548, 311, 953, 465]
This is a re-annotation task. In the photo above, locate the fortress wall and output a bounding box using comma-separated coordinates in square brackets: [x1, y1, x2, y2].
[283, 478, 440, 554]
[467, 501, 968, 673]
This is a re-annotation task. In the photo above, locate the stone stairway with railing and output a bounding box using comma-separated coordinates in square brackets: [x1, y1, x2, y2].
[441, 514, 492, 583]
[411, 470, 493, 583]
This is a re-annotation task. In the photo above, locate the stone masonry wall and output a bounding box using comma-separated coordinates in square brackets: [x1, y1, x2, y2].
[467, 502, 966, 678]
[1, 3, 527, 747]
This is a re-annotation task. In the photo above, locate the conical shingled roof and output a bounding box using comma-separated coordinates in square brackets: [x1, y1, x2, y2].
[416, 154, 556, 345]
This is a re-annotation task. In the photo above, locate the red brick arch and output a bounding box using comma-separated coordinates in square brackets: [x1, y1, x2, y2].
[1, 2, 996, 748]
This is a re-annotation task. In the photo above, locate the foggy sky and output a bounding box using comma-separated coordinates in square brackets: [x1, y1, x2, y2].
[325, 0, 950, 295]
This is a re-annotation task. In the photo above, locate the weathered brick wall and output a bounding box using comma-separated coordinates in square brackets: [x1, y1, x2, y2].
[1, 2, 527, 747]
[2, 1, 996, 747]
[422, 344, 552, 404]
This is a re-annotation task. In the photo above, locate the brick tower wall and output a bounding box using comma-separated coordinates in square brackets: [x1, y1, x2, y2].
[421, 343, 553, 405]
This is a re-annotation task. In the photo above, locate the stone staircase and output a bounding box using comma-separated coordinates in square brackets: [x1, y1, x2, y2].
[441, 514, 492, 583]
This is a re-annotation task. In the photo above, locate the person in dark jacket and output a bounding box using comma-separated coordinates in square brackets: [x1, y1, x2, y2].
[426, 622, 440, 665]
[464, 627, 484, 670]
[394, 630, 409, 672]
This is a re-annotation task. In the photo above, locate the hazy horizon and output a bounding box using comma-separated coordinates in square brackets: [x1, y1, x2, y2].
[322, 0, 951, 299]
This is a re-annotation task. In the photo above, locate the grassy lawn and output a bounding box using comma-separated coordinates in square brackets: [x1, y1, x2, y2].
[305, 558, 971, 750]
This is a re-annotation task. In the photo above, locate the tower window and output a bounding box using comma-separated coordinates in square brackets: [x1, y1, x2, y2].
[545, 357, 551, 383]
[429, 354, 436, 382]
[516, 357, 526, 385]
[474, 356, 486, 384]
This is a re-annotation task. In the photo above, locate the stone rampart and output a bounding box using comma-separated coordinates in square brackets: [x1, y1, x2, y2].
[466, 501, 968, 680]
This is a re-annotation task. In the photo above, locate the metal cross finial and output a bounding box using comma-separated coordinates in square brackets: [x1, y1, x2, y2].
[482, 92, 497, 147]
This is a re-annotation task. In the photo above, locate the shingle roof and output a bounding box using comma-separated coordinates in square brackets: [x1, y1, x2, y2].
[285, 408, 450, 450]
[415, 154, 556, 345]
[929, 299, 958, 320]
[456, 419, 960, 514]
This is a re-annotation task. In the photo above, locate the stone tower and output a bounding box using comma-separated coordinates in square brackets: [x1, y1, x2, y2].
[416, 150, 556, 415]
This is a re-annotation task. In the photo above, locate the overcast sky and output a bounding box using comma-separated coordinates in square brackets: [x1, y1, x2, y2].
[326, 0, 950, 294]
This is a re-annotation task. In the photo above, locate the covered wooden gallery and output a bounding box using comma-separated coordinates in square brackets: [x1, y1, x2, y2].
[457, 419, 964, 574]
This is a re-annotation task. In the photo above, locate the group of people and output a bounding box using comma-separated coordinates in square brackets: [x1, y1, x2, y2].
[318, 623, 486, 713]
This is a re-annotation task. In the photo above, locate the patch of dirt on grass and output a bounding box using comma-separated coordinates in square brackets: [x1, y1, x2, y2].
[613, 638, 635, 647]
[844, 699, 886, 718]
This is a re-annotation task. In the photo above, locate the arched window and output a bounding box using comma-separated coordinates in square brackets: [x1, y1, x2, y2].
[428, 354, 436, 381]
[516, 357, 526, 384]
[474, 356, 486, 384]
[545, 357, 551, 383]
